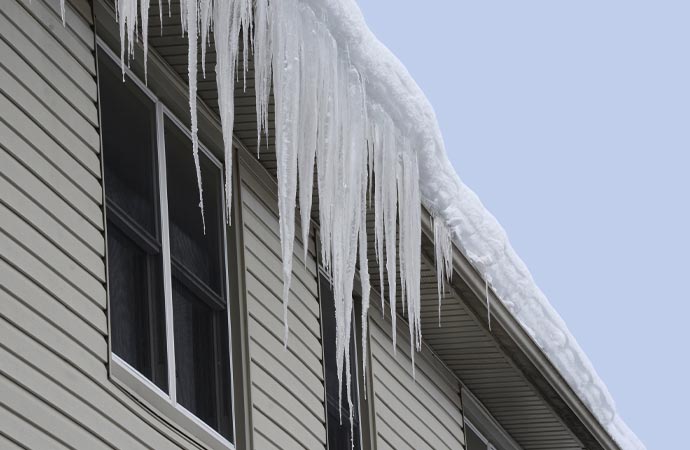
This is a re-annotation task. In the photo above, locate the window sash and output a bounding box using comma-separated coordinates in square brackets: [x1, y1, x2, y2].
[98, 40, 236, 448]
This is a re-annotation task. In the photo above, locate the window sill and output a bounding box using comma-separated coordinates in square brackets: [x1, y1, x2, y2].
[110, 355, 235, 450]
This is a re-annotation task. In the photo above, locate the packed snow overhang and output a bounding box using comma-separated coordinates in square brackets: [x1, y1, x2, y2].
[62, 0, 643, 448]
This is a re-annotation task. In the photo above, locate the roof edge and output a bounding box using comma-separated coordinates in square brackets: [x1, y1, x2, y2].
[420, 210, 620, 450]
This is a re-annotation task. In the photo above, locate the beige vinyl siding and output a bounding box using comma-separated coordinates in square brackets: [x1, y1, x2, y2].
[369, 312, 466, 450]
[238, 150, 328, 450]
[0, 1, 212, 448]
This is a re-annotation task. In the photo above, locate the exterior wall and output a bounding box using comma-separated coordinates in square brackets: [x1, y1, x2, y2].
[369, 311, 467, 450]
[237, 150, 328, 450]
[0, 1, 207, 448]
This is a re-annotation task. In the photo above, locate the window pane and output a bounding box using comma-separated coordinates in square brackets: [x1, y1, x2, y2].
[99, 49, 159, 236]
[320, 276, 362, 450]
[173, 280, 233, 440]
[164, 119, 223, 294]
[466, 425, 488, 450]
[107, 224, 168, 391]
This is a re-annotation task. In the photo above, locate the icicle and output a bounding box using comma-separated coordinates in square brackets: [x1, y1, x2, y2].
[254, 0, 272, 155]
[297, 14, 319, 267]
[369, 114, 386, 314]
[359, 217, 371, 400]
[59, 0, 66, 25]
[271, 0, 302, 346]
[214, 0, 252, 226]
[116, 0, 138, 81]
[141, 0, 150, 82]
[382, 117, 399, 352]
[158, 0, 163, 33]
[199, 0, 213, 79]
[486, 275, 492, 331]
[398, 148, 422, 377]
[239, 0, 252, 90]
[182, 0, 206, 234]
[180, 0, 187, 34]
[433, 215, 453, 326]
[358, 121, 371, 402]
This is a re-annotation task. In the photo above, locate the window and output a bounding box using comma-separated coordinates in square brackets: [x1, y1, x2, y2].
[465, 421, 497, 450]
[99, 46, 234, 445]
[319, 274, 363, 450]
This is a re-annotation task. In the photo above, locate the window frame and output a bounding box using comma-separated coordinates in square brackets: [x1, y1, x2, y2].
[97, 40, 237, 450]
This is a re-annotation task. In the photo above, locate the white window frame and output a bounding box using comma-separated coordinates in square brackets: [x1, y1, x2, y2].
[98, 39, 236, 450]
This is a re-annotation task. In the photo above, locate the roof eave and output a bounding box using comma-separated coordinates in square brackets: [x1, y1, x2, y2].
[420, 209, 620, 450]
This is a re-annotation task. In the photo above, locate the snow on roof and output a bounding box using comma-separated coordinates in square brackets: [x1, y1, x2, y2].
[58, 0, 643, 447]
[312, 1, 645, 448]
[314, 1, 644, 447]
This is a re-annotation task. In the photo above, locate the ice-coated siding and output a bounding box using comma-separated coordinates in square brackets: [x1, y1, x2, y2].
[0, 1, 207, 448]
[237, 149, 328, 450]
[369, 311, 466, 450]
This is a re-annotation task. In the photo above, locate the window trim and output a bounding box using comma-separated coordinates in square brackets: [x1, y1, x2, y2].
[97, 39, 237, 450]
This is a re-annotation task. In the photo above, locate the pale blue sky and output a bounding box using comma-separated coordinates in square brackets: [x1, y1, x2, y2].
[355, 1, 689, 448]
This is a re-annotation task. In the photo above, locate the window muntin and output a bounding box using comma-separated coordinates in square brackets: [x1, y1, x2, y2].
[98, 46, 234, 445]
[319, 275, 362, 450]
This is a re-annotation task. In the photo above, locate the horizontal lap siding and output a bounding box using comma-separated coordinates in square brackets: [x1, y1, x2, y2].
[239, 152, 327, 450]
[0, 1, 203, 448]
[369, 313, 466, 450]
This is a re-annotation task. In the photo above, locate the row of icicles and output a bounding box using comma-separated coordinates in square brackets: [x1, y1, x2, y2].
[61, 0, 457, 433]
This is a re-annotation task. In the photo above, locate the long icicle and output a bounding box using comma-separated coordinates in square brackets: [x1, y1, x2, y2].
[142, 0, 152, 82]
[270, 0, 301, 347]
[254, 0, 272, 155]
[183, 0, 206, 233]
[434, 215, 453, 326]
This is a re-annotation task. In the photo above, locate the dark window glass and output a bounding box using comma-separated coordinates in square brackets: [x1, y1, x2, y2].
[165, 120, 223, 294]
[320, 275, 362, 450]
[99, 49, 168, 392]
[165, 119, 233, 440]
[466, 425, 488, 450]
[100, 50, 159, 235]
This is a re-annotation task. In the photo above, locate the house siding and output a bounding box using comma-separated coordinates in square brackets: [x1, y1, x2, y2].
[0, 1, 205, 448]
[369, 312, 467, 450]
[237, 150, 328, 450]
